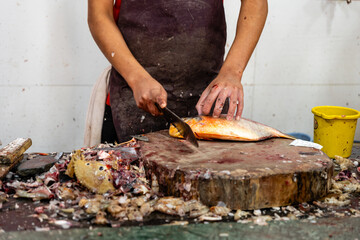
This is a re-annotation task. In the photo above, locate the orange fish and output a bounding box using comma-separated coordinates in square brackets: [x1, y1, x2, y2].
[169, 116, 295, 141]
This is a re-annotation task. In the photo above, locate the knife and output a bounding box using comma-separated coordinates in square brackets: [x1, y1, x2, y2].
[155, 103, 199, 148]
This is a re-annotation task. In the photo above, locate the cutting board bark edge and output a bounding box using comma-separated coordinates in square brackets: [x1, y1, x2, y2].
[140, 130, 334, 210]
[143, 157, 333, 210]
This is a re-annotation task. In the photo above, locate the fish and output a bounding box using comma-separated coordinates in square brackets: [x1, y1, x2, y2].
[74, 156, 115, 194]
[169, 116, 295, 141]
[65, 148, 148, 194]
[66, 150, 115, 194]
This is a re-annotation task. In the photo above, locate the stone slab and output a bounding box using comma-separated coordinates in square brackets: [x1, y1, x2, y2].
[17, 155, 57, 177]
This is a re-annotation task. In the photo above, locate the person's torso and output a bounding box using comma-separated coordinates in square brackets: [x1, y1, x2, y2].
[109, 0, 227, 141]
[115, 0, 227, 98]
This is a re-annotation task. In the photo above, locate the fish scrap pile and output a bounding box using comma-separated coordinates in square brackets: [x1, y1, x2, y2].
[65, 143, 148, 195]
[323, 155, 360, 206]
[0, 140, 359, 230]
[0, 140, 218, 229]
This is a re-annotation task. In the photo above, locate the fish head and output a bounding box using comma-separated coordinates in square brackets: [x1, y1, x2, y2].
[73, 154, 115, 194]
[168, 116, 203, 138]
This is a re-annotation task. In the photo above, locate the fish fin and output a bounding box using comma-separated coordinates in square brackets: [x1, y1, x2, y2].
[65, 157, 75, 178]
[65, 150, 83, 178]
[277, 132, 296, 140]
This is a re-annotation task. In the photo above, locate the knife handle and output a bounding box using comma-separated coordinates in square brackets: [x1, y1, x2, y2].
[155, 103, 162, 112]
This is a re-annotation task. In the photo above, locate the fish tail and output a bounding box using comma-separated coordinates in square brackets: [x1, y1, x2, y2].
[277, 132, 296, 140]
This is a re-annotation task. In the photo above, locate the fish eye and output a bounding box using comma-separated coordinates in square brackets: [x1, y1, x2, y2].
[99, 166, 104, 171]
[86, 162, 90, 166]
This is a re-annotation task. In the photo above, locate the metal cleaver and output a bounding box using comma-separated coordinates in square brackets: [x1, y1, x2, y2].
[155, 103, 199, 148]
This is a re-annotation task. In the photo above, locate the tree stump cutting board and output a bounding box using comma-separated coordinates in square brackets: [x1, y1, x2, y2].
[140, 130, 333, 210]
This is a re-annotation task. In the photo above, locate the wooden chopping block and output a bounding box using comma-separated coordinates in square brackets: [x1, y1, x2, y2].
[0, 138, 32, 179]
[0, 138, 32, 164]
[140, 131, 333, 210]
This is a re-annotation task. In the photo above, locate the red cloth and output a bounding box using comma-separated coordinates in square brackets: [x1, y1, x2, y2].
[113, 0, 122, 22]
[106, 92, 111, 106]
[107, 0, 122, 106]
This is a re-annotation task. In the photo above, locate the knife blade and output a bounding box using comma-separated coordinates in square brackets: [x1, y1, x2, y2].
[155, 103, 199, 148]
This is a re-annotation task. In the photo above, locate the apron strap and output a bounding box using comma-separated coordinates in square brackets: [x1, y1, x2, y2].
[113, 0, 122, 22]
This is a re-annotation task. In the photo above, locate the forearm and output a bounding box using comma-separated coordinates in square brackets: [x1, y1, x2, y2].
[87, 0, 150, 89]
[88, 0, 167, 114]
[221, 0, 268, 78]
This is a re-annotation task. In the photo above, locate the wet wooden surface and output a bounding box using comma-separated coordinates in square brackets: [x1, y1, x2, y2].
[0, 155, 24, 180]
[0, 138, 32, 179]
[141, 130, 334, 210]
[0, 138, 32, 164]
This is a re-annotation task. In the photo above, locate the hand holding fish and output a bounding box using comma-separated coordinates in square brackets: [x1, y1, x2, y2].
[130, 76, 167, 116]
[196, 70, 244, 120]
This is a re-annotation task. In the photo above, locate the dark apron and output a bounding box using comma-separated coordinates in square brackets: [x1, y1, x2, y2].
[110, 0, 226, 142]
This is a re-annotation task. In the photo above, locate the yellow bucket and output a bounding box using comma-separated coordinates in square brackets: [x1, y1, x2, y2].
[312, 106, 360, 158]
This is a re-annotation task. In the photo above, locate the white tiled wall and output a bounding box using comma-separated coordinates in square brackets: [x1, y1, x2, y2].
[1, 0, 359, 152]
[225, 0, 360, 140]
